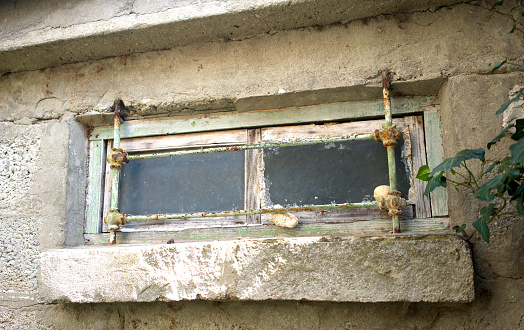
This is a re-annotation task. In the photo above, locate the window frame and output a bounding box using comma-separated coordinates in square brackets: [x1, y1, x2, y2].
[84, 98, 448, 244]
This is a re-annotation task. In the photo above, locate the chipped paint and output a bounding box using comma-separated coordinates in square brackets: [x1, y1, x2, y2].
[124, 202, 379, 222]
[127, 133, 375, 161]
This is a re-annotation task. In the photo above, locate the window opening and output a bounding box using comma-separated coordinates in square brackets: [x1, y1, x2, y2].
[102, 71, 406, 245]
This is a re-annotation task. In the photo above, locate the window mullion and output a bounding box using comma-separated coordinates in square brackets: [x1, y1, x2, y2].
[246, 128, 261, 224]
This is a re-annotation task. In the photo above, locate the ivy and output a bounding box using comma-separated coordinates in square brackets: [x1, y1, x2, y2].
[417, 90, 524, 242]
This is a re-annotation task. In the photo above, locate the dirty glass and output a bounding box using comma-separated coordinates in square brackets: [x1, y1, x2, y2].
[263, 139, 410, 207]
[119, 150, 245, 215]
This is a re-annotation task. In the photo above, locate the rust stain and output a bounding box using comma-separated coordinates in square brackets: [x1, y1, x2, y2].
[118, 55, 128, 66]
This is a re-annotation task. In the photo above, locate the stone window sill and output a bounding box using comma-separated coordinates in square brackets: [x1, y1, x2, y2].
[39, 233, 474, 303]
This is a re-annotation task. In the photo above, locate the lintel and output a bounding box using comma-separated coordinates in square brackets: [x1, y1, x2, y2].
[0, 1, 462, 74]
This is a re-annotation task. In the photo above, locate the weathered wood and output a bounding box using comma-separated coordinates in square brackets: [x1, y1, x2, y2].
[86, 99, 440, 236]
[89, 97, 434, 141]
[246, 129, 262, 224]
[261, 118, 405, 142]
[424, 110, 448, 216]
[84, 218, 450, 245]
[121, 216, 246, 232]
[109, 205, 412, 232]
[259, 206, 414, 224]
[405, 116, 432, 218]
[119, 129, 247, 152]
[85, 140, 105, 234]
[101, 140, 112, 232]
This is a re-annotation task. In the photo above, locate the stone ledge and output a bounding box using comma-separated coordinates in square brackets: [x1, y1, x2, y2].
[39, 234, 474, 303]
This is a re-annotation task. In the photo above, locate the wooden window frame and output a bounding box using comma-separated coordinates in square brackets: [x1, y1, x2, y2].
[84, 98, 448, 245]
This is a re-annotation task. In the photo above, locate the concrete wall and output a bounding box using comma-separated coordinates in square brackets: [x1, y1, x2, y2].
[1, 0, 524, 328]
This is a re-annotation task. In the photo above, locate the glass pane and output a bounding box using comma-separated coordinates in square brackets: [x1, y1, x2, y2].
[262, 139, 410, 207]
[119, 150, 245, 215]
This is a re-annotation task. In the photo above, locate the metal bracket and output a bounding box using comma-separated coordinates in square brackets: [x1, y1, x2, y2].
[107, 147, 129, 169]
[374, 125, 402, 147]
[104, 208, 126, 245]
[373, 185, 406, 232]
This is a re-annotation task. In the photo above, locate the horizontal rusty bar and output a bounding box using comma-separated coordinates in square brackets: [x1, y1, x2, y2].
[124, 202, 379, 222]
[127, 133, 375, 161]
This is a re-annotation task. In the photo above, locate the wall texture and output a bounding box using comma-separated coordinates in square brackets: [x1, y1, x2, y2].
[1, 0, 524, 329]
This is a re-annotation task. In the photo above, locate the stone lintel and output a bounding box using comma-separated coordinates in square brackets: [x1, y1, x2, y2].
[39, 234, 474, 303]
[0, 0, 462, 73]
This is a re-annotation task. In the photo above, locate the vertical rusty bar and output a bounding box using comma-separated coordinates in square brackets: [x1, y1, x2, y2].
[109, 100, 124, 244]
[111, 100, 124, 210]
[382, 71, 397, 191]
[382, 70, 400, 232]
[382, 70, 393, 128]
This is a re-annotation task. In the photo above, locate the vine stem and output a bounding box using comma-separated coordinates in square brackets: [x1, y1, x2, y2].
[462, 161, 479, 189]
[466, 197, 508, 241]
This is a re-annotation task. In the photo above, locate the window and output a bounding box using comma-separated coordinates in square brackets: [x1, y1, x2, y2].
[84, 98, 448, 245]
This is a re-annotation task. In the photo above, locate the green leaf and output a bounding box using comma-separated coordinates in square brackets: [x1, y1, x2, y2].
[450, 168, 456, 175]
[492, 0, 504, 9]
[521, 64, 524, 71]
[498, 156, 512, 172]
[497, 91, 524, 117]
[424, 173, 447, 196]
[509, 18, 521, 33]
[483, 161, 500, 175]
[416, 165, 431, 181]
[512, 182, 524, 199]
[509, 138, 524, 164]
[499, 168, 522, 196]
[511, 119, 524, 141]
[517, 195, 524, 216]
[475, 166, 522, 201]
[430, 149, 486, 176]
[472, 204, 496, 243]
[491, 59, 507, 72]
[474, 174, 504, 201]
[488, 124, 514, 149]
[453, 224, 466, 233]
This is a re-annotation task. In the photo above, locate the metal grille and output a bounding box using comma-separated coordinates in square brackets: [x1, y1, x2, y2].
[103, 71, 404, 244]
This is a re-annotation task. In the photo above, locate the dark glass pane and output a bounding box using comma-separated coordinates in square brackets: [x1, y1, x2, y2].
[263, 139, 410, 207]
[119, 151, 245, 215]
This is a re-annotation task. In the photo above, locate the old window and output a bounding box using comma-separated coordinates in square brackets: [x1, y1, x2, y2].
[84, 98, 448, 245]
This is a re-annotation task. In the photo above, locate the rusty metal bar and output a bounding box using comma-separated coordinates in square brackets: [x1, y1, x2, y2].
[127, 133, 375, 161]
[381, 70, 401, 233]
[106, 100, 126, 245]
[382, 71, 393, 128]
[110, 101, 123, 209]
[124, 202, 379, 222]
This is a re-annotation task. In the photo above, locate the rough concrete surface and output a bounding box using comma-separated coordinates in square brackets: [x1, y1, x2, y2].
[0, 120, 71, 308]
[0, 0, 464, 73]
[0, 123, 43, 306]
[39, 235, 473, 303]
[440, 72, 524, 282]
[1, 0, 524, 329]
[1, 3, 523, 121]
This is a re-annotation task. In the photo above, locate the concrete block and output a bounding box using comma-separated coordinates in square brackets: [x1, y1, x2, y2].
[0, 0, 463, 73]
[39, 234, 474, 303]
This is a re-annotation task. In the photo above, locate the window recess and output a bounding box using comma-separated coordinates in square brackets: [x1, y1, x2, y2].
[85, 75, 448, 245]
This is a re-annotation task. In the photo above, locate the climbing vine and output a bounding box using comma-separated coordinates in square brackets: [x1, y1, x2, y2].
[417, 1, 524, 242]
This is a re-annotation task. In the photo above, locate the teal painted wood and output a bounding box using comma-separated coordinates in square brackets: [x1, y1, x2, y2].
[84, 218, 450, 245]
[85, 140, 105, 234]
[85, 97, 440, 238]
[89, 97, 434, 141]
[424, 111, 448, 217]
